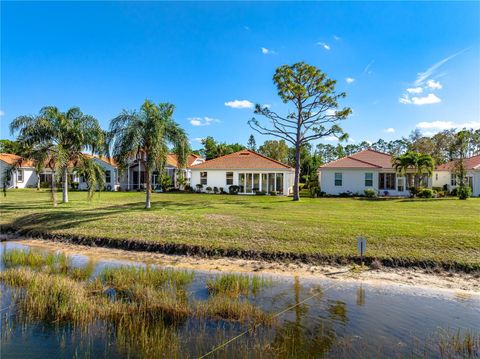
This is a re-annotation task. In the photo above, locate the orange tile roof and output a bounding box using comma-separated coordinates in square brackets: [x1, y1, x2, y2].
[190, 150, 293, 170]
[0, 153, 35, 167]
[436, 155, 480, 171]
[319, 149, 394, 169]
[167, 153, 203, 168]
[83, 154, 117, 167]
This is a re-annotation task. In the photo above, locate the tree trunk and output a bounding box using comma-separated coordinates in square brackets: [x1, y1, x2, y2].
[293, 142, 301, 201]
[145, 167, 151, 209]
[51, 170, 58, 207]
[62, 166, 69, 203]
[36, 174, 40, 191]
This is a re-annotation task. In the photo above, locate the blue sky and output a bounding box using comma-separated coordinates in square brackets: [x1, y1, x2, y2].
[1, 1, 479, 150]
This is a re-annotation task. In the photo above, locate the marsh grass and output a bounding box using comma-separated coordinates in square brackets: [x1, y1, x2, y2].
[3, 249, 94, 281]
[0, 249, 273, 326]
[437, 329, 480, 358]
[206, 273, 273, 297]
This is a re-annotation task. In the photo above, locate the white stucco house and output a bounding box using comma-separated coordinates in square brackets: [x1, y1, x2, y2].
[318, 149, 431, 196]
[0, 153, 120, 191]
[432, 155, 480, 196]
[0, 153, 37, 188]
[190, 150, 294, 195]
[118, 153, 204, 191]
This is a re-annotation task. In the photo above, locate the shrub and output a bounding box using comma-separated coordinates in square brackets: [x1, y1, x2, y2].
[213, 187, 219, 194]
[219, 187, 225, 194]
[432, 186, 442, 193]
[228, 185, 240, 195]
[206, 186, 212, 193]
[436, 190, 446, 198]
[417, 188, 434, 198]
[269, 191, 277, 196]
[309, 186, 322, 198]
[70, 182, 79, 190]
[449, 187, 458, 196]
[195, 184, 203, 193]
[338, 191, 353, 197]
[364, 189, 377, 198]
[457, 185, 472, 200]
[255, 191, 266, 196]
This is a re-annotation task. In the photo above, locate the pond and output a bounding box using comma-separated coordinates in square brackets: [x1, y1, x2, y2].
[0, 241, 479, 359]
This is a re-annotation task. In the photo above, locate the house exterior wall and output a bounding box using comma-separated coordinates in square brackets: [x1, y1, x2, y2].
[433, 169, 480, 196]
[190, 169, 294, 195]
[319, 169, 412, 196]
[0, 160, 37, 189]
[77, 159, 119, 191]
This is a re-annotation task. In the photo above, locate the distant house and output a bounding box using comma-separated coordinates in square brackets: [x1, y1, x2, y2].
[0, 153, 36, 188]
[0, 153, 119, 191]
[432, 155, 480, 196]
[190, 150, 294, 195]
[318, 149, 431, 196]
[118, 153, 204, 191]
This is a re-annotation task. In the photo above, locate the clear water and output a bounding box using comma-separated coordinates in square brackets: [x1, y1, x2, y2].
[1, 241, 479, 359]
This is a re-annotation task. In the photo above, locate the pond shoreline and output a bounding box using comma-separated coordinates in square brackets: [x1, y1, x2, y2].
[1, 226, 478, 273]
[2, 234, 479, 295]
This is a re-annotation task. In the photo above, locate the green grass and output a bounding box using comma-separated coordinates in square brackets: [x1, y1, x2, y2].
[1, 189, 479, 269]
[207, 273, 273, 297]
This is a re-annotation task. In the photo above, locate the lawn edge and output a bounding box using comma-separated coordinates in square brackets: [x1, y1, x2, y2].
[1, 225, 478, 273]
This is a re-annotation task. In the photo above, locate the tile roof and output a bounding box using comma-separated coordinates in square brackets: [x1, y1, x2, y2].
[319, 149, 394, 169]
[0, 153, 35, 167]
[167, 154, 203, 168]
[190, 150, 293, 170]
[83, 154, 117, 167]
[436, 155, 480, 171]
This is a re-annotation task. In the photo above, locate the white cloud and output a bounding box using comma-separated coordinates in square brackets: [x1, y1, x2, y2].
[384, 128, 395, 133]
[416, 120, 480, 131]
[317, 42, 330, 50]
[406, 87, 423, 94]
[426, 79, 442, 90]
[192, 137, 204, 143]
[188, 117, 220, 126]
[0, 110, 4, 117]
[324, 135, 338, 141]
[399, 93, 441, 105]
[333, 35, 341, 41]
[345, 77, 355, 84]
[363, 60, 374, 75]
[261, 103, 271, 108]
[326, 109, 336, 116]
[261, 47, 277, 55]
[414, 49, 466, 86]
[224, 100, 254, 109]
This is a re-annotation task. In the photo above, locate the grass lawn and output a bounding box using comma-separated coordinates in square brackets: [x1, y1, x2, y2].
[1, 190, 479, 270]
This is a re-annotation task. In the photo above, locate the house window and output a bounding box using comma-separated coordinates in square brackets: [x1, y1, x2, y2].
[450, 173, 457, 186]
[200, 172, 207, 185]
[334, 173, 342, 186]
[275, 173, 284, 194]
[226, 172, 233, 185]
[397, 178, 405, 192]
[379, 173, 396, 190]
[365, 173, 373, 187]
[17, 169, 24, 183]
[435, 173, 438, 181]
[105, 170, 111, 183]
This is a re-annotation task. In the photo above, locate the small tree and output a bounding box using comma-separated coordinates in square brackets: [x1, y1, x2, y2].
[451, 130, 472, 200]
[249, 62, 351, 201]
[393, 152, 435, 196]
[247, 134, 257, 151]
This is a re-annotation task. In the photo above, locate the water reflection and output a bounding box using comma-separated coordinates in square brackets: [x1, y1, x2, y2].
[0, 242, 479, 359]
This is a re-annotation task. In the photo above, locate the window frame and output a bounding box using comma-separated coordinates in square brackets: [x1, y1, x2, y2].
[105, 170, 111, 183]
[17, 169, 24, 183]
[200, 171, 208, 185]
[364, 172, 373, 187]
[334, 172, 342, 187]
[226, 172, 234, 185]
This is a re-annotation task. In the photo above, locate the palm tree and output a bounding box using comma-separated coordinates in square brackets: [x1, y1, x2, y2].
[10, 106, 106, 204]
[108, 100, 189, 209]
[393, 151, 435, 196]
